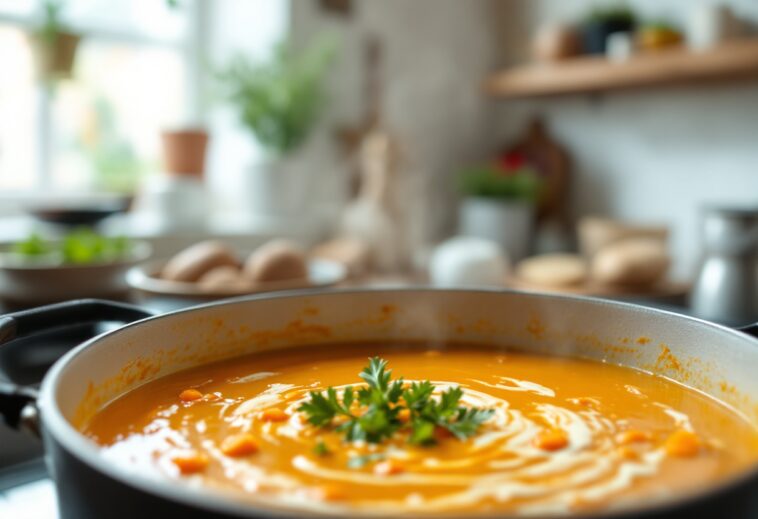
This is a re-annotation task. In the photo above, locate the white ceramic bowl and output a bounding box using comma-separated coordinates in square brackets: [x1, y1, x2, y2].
[0, 241, 152, 306]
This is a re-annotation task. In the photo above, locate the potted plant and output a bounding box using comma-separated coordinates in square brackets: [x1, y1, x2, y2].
[581, 4, 637, 55]
[161, 128, 209, 178]
[458, 152, 542, 262]
[28, 0, 80, 81]
[217, 38, 334, 218]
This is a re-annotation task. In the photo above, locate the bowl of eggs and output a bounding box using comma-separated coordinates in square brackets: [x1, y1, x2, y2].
[127, 239, 346, 299]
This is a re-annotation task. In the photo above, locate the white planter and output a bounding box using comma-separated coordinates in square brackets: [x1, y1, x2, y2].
[245, 157, 309, 219]
[133, 175, 208, 233]
[458, 197, 534, 262]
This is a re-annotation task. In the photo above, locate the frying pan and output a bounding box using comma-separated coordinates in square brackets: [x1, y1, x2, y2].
[0, 288, 757, 518]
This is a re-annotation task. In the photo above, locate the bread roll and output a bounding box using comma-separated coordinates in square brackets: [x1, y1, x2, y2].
[244, 240, 308, 284]
[578, 217, 668, 259]
[161, 241, 240, 282]
[198, 265, 245, 290]
[591, 238, 670, 286]
[517, 254, 587, 287]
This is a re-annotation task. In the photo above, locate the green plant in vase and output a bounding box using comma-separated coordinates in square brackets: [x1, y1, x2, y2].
[458, 152, 543, 261]
[218, 37, 336, 157]
[459, 153, 541, 202]
[217, 36, 336, 218]
[29, 0, 81, 81]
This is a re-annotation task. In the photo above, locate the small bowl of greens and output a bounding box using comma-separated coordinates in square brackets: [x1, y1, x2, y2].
[0, 229, 151, 306]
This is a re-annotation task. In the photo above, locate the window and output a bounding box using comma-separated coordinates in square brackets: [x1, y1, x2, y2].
[0, 0, 196, 193]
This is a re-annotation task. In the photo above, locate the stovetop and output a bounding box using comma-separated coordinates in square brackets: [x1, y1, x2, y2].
[0, 474, 56, 518]
[0, 297, 195, 518]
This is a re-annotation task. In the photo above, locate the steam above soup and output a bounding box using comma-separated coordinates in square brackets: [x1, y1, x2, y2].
[84, 344, 758, 516]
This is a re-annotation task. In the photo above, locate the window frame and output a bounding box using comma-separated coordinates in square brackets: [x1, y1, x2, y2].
[0, 1, 202, 192]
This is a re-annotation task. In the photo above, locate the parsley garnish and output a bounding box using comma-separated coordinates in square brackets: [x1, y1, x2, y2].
[298, 357, 493, 447]
[313, 440, 330, 456]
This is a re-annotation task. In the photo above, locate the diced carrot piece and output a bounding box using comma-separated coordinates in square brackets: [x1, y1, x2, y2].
[664, 429, 701, 457]
[203, 392, 221, 402]
[616, 430, 652, 445]
[617, 446, 639, 461]
[534, 429, 569, 451]
[374, 459, 405, 476]
[179, 388, 203, 402]
[171, 450, 209, 474]
[220, 433, 259, 457]
[260, 408, 289, 422]
[397, 409, 411, 423]
[311, 484, 345, 501]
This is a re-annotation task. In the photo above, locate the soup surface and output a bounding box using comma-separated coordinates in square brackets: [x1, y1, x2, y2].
[84, 344, 758, 516]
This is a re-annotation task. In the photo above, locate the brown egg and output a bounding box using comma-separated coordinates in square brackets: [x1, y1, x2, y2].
[198, 265, 245, 291]
[161, 241, 240, 282]
[244, 240, 308, 284]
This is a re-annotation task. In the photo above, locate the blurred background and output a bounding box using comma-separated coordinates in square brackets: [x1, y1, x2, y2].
[0, 0, 757, 316]
[2, 0, 758, 513]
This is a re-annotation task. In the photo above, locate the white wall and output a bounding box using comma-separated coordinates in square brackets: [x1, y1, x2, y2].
[289, 0, 758, 278]
[290, 0, 506, 262]
[497, 0, 758, 278]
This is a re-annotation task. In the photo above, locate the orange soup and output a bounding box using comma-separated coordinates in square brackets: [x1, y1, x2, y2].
[84, 344, 758, 516]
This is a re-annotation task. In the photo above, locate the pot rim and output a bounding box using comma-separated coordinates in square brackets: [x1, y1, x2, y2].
[37, 287, 758, 518]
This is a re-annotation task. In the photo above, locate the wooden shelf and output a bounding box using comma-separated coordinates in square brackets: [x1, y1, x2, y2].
[485, 39, 758, 99]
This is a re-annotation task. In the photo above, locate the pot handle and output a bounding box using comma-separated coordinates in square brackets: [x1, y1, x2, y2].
[738, 323, 758, 339]
[0, 299, 154, 432]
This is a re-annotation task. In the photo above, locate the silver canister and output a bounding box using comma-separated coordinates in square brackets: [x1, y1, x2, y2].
[690, 206, 758, 326]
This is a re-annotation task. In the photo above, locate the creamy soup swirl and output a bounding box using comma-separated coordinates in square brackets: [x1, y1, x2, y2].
[85, 345, 758, 516]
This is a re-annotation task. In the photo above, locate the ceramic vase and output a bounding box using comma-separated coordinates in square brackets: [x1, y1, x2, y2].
[459, 197, 534, 262]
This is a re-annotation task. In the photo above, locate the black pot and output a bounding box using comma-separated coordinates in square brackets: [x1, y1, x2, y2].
[2, 291, 758, 518]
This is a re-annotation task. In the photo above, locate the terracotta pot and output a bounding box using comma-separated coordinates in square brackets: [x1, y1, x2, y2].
[29, 31, 80, 80]
[161, 129, 209, 177]
[533, 23, 582, 62]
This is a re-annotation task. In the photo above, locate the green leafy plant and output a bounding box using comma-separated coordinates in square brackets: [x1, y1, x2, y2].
[12, 229, 132, 265]
[585, 3, 636, 25]
[217, 37, 335, 157]
[298, 358, 493, 450]
[459, 152, 542, 201]
[12, 233, 51, 257]
[37, 0, 66, 43]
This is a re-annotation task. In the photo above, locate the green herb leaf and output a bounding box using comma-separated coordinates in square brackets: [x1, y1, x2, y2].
[443, 408, 495, 440]
[299, 391, 339, 426]
[360, 357, 392, 392]
[313, 440, 330, 456]
[438, 387, 463, 417]
[298, 358, 493, 452]
[338, 418, 365, 442]
[387, 379, 404, 404]
[403, 381, 434, 411]
[342, 386, 354, 409]
[409, 418, 436, 445]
